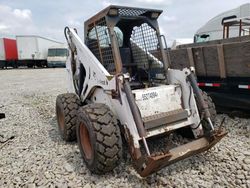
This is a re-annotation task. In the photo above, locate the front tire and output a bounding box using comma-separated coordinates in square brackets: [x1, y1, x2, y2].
[77, 103, 122, 174]
[56, 93, 80, 141]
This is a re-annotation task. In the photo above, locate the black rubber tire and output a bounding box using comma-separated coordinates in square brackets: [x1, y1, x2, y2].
[27, 63, 33, 68]
[201, 90, 217, 123]
[56, 93, 80, 141]
[77, 103, 122, 174]
[179, 90, 217, 138]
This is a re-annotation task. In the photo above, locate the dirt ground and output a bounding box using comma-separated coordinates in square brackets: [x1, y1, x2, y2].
[0, 68, 249, 188]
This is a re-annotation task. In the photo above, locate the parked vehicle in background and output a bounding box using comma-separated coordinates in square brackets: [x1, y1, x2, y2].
[169, 5, 250, 112]
[194, 3, 250, 43]
[47, 45, 68, 68]
[16, 35, 63, 68]
[171, 38, 193, 49]
[0, 38, 18, 68]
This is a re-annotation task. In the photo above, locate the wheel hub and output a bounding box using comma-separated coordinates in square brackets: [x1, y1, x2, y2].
[57, 106, 65, 131]
[79, 123, 93, 160]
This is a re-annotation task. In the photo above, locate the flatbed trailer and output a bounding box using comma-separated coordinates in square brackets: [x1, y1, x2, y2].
[168, 35, 250, 111]
[168, 16, 250, 112]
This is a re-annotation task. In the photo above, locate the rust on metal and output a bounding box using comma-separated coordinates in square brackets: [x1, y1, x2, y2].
[94, 23, 104, 65]
[239, 19, 242, 37]
[109, 27, 123, 74]
[79, 122, 93, 160]
[124, 80, 147, 138]
[110, 74, 123, 105]
[124, 127, 142, 160]
[217, 44, 226, 78]
[134, 129, 227, 177]
[187, 48, 195, 68]
[57, 105, 65, 131]
[84, 5, 162, 30]
[84, 5, 165, 76]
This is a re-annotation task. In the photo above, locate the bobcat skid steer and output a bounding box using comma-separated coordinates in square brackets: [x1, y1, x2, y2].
[56, 5, 227, 177]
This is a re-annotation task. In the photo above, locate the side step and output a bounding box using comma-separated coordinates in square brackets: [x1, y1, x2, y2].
[142, 109, 188, 130]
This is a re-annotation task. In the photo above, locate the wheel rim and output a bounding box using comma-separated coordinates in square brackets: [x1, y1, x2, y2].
[57, 106, 65, 131]
[79, 122, 93, 160]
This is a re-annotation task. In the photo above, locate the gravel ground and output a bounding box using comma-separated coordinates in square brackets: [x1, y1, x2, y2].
[0, 68, 249, 188]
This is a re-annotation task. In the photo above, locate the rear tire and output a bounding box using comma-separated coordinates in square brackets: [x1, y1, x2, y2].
[77, 103, 122, 174]
[200, 90, 217, 132]
[178, 90, 217, 138]
[56, 93, 80, 141]
[201, 90, 217, 122]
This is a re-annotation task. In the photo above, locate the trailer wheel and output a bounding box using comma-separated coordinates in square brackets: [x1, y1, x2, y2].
[77, 103, 122, 174]
[56, 93, 81, 141]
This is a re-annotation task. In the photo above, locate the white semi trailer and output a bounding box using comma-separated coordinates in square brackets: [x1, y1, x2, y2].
[195, 3, 250, 42]
[16, 35, 63, 67]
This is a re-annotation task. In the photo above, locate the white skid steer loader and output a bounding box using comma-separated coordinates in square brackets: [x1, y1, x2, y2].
[56, 5, 227, 177]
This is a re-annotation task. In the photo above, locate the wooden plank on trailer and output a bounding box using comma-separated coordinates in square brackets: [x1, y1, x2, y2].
[187, 48, 195, 67]
[217, 44, 226, 78]
[168, 49, 189, 70]
[192, 47, 207, 76]
[202, 46, 220, 77]
[171, 37, 250, 78]
[177, 35, 250, 49]
[223, 41, 250, 77]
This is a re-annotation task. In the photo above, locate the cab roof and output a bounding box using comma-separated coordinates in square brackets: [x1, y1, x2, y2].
[84, 5, 163, 27]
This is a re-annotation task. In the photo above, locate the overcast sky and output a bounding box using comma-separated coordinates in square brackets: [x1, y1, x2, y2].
[0, 0, 249, 44]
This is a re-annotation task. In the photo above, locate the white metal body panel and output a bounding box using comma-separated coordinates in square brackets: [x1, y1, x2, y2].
[65, 29, 114, 101]
[16, 36, 63, 60]
[168, 68, 202, 136]
[0, 38, 5, 61]
[133, 85, 182, 118]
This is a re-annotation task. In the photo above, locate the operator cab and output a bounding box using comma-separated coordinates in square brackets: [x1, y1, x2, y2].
[84, 5, 168, 89]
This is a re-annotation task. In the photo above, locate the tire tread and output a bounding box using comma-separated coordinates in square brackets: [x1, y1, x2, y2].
[77, 103, 122, 174]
